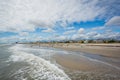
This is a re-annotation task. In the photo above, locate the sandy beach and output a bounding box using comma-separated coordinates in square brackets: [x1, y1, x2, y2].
[31, 43, 120, 79]
[53, 44, 120, 68]
[35, 43, 120, 58]
[52, 43, 120, 79]
[53, 43, 120, 58]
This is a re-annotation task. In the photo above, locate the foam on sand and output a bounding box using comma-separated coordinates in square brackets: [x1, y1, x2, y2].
[8, 44, 71, 80]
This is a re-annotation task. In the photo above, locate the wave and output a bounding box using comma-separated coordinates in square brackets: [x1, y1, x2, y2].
[8, 44, 71, 80]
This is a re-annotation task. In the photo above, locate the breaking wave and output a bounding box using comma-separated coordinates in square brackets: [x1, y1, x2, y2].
[8, 44, 70, 80]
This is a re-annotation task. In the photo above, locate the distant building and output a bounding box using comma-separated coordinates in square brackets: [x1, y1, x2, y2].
[94, 40, 103, 43]
[84, 40, 88, 43]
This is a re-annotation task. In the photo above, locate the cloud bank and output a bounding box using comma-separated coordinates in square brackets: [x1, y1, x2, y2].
[0, 0, 120, 43]
[0, 0, 104, 32]
[105, 16, 120, 27]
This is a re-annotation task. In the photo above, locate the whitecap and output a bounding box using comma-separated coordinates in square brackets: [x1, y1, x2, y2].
[8, 44, 71, 80]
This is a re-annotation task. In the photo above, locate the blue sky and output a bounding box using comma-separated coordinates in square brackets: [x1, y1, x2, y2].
[0, 0, 120, 43]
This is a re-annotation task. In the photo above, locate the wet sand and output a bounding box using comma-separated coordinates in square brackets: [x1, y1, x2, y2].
[52, 43, 120, 69]
[53, 54, 120, 80]
[34, 43, 120, 58]
[32, 43, 120, 79]
[52, 44, 120, 80]
[33, 43, 120, 70]
[53, 43, 120, 58]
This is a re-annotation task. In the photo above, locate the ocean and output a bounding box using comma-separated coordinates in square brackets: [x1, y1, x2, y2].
[0, 44, 70, 80]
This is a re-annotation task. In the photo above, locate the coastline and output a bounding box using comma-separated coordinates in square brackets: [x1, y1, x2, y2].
[29, 43, 120, 79]
[31, 43, 120, 70]
[53, 43, 120, 58]
[51, 43, 120, 79]
[32, 43, 120, 58]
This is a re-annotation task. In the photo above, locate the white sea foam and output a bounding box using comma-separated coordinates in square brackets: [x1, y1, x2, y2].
[9, 44, 69, 58]
[8, 44, 71, 80]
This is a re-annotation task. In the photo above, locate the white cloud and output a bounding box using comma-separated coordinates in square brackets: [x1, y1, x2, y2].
[54, 35, 68, 41]
[1, 30, 120, 43]
[66, 27, 75, 30]
[72, 34, 86, 40]
[105, 16, 120, 26]
[98, 0, 120, 20]
[42, 28, 55, 33]
[71, 28, 85, 40]
[0, 36, 21, 43]
[0, 34, 44, 43]
[72, 29, 120, 40]
[0, 0, 104, 33]
[78, 28, 85, 34]
[19, 32, 29, 36]
[1, 0, 120, 43]
[63, 30, 76, 35]
[92, 26, 105, 30]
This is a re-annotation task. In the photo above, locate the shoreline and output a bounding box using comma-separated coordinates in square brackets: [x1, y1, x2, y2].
[29, 43, 120, 79]
[32, 43, 120, 58]
[54, 43, 120, 57]
[31, 43, 120, 70]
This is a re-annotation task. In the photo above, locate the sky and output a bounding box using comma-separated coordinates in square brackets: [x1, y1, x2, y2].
[0, 0, 120, 43]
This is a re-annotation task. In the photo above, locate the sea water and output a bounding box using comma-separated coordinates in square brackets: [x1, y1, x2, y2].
[0, 44, 70, 80]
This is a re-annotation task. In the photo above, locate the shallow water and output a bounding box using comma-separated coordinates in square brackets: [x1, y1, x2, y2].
[0, 44, 70, 80]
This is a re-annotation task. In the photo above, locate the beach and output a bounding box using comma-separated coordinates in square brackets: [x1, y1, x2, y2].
[54, 43, 120, 80]
[1, 43, 120, 80]
[33, 43, 120, 80]
[53, 43, 120, 58]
